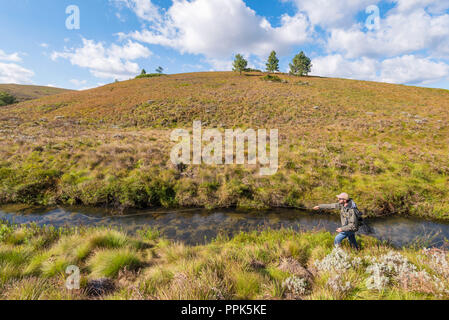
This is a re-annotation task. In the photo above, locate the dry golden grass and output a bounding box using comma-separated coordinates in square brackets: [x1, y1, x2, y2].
[0, 84, 72, 103]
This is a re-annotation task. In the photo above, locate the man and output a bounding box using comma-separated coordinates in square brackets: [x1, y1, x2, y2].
[313, 193, 360, 250]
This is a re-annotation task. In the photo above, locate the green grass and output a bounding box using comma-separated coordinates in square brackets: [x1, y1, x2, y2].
[0, 220, 447, 300]
[88, 249, 142, 278]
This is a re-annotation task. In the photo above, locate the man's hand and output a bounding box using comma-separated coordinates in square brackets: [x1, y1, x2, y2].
[336, 228, 343, 233]
[313, 206, 320, 210]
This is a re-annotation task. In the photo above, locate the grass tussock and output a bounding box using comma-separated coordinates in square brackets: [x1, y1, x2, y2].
[0, 220, 448, 300]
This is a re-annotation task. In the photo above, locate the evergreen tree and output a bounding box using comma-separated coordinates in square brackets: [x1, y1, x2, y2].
[232, 54, 248, 75]
[156, 66, 164, 74]
[266, 51, 279, 73]
[289, 51, 312, 76]
[140, 69, 147, 75]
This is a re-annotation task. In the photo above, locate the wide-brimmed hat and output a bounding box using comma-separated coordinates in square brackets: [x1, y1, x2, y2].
[336, 193, 350, 200]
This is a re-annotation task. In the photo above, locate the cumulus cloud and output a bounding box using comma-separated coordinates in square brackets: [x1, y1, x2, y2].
[51, 39, 152, 80]
[0, 62, 34, 84]
[0, 49, 22, 62]
[327, 7, 449, 58]
[118, 0, 311, 60]
[0, 49, 34, 84]
[392, 0, 449, 14]
[312, 54, 449, 85]
[286, 0, 379, 28]
[113, 0, 162, 22]
[379, 55, 449, 84]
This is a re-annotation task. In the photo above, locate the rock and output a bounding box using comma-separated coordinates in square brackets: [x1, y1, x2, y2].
[278, 257, 313, 280]
[86, 278, 115, 297]
[54, 116, 65, 120]
[147, 100, 156, 104]
[313, 106, 320, 110]
[366, 112, 375, 116]
[249, 259, 266, 270]
[415, 119, 428, 124]
[113, 134, 125, 140]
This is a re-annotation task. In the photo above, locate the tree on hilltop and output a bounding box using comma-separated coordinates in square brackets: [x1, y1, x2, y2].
[289, 51, 312, 76]
[266, 51, 280, 73]
[232, 54, 248, 75]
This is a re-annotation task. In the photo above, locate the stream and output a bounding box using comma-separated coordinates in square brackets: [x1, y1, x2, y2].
[1, 206, 448, 248]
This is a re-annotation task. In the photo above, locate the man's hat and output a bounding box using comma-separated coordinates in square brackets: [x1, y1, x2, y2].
[336, 193, 350, 200]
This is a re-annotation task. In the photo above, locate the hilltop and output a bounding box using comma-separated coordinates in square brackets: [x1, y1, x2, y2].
[0, 72, 448, 219]
[0, 84, 72, 103]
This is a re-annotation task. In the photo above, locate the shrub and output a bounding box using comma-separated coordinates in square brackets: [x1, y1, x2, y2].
[261, 74, 283, 83]
[135, 73, 163, 79]
[282, 276, 311, 296]
[0, 92, 17, 106]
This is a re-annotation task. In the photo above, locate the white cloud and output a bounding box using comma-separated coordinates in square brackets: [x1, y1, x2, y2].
[51, 39, 152, 80]
[379, 55, 449, 84]
[40, 43, 49, 48]
[0, 49, 21, 62]
[119, 0, 311, 62]
[312, 54, 379, 81]
[312, 54, 449, 85]
[69, 79, 87, 86]
[0, 62, 34, 84]
[327, 6, 449, 59]
[287, 0, 379, 28]
[114, 0, 162, 22]
[392, 0, 449, 14]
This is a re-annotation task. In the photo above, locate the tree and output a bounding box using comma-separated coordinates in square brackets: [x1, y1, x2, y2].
[156, 66, 164, 74]
[289, 51, 312, 76]
[266, 51, 279, 73]
[232, 54, 248, 75]
[140, 69, 147, 75]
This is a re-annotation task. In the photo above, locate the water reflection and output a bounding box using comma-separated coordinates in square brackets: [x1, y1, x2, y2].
[0, 205, 448, 248]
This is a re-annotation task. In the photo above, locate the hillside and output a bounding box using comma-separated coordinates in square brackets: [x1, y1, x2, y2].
[0, 72, 448, 219]
[0, 84, 72, 103]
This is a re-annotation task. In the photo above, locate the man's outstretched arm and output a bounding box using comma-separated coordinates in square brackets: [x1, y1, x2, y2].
[313, 203, 339, 210]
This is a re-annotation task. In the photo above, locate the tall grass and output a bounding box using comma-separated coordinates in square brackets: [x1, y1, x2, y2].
[0, 220, 448, 300]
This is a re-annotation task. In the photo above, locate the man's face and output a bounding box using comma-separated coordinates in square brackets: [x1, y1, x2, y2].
[338, 198, 346, 205]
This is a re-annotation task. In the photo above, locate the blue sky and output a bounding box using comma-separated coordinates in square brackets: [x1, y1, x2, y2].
[0, 0, 448, 90]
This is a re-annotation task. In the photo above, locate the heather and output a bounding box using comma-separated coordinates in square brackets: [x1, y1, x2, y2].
[0, 72, 448, 219]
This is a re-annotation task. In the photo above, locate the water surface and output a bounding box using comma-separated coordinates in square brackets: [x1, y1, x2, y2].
[1, 205, 448, 248]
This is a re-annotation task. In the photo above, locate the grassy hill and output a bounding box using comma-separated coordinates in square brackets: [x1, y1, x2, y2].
[0, 72, 448, 219]
[0, 84, 72, 103]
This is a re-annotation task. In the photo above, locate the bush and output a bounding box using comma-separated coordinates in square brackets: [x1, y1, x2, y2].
[0, 92, 17, 106]
[135, 73, 163, 79]
[261, 74, 283, 83]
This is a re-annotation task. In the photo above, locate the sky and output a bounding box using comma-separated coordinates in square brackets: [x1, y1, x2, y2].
[0, 0, 448, 90]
